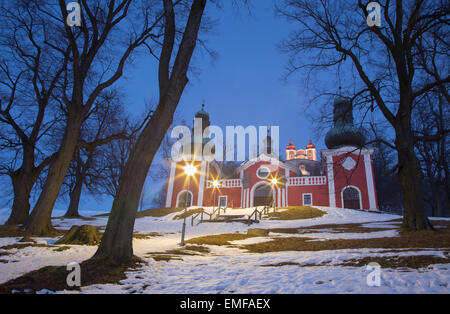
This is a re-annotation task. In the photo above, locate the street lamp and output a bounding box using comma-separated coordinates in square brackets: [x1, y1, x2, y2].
[212, 179, 220, 214]
[180, 163, 197, 246]
[270, 178, 278, 212]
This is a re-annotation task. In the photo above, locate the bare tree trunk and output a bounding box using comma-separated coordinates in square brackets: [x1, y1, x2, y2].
[5, 145, 38, 226]
[395, 119, 433, 230]
[64, 176, 84, 218]
[25, 116, 83, 235]
[93, 0, 207, 264]
[6, 171, 35, 225]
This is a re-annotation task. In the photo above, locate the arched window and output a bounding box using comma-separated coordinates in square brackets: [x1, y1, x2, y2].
[177, 191, 193, 208]
[342, 187, 361, 210]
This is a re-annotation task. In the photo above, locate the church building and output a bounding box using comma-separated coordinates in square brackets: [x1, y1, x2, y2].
[165, 96, 378, 211]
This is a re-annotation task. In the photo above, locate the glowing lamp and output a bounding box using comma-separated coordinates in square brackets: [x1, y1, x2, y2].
[183, 164, 197, 177]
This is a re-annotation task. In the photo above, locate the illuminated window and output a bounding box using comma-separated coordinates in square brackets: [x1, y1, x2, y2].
[257, 166, 270, 179]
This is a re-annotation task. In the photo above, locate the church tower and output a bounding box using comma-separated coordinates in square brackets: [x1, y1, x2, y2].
[322, 94, 378, 211]
[286, 140, 296, 160]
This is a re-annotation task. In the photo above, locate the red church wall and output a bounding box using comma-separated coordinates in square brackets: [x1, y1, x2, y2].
[331, 153, 370, 209]
[203, 187, 242, 208]
[170, 161, 203, 207]
[287, 185, 330, 207]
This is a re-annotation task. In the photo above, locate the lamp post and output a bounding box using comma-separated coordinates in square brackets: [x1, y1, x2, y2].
[181, 163, 197, 246]
[271, 178, 278, 212]
[212, 180, 219, 214]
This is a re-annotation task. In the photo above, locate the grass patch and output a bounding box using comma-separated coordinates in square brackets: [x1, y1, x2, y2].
[0, 225, 24, 238]
[242, 229, 450, 253]
[146, 245, 210, 262]
[260, 262, 301, 267]
[172, 208, 204, 220]
[186, 233, 253, 246]
[0, 256, 144, 294]
[338, 255, 450, 269]
[0, 243, 52, 250]
[52, 216, 96, 221]
[267, 207, 326, 220]
[149, 255, 184, 262]
[259, 254, 449, 269]
[53, 246, 71, 252]
[136, 208, 183, 218]
[133, 232, 163, 239]
[270, 220, 400, 235]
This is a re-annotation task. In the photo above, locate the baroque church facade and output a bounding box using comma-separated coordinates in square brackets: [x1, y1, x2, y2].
[165, 97, 378, 211]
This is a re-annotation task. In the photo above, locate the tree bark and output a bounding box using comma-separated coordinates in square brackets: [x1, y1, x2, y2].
[5, 145, 39, 226]
[395, 118, 433, 230]
[25, 116, 83, 235]
[64, 176, 84, 218]
[93, 0, 207, 264]
[5, 171, 35, 225]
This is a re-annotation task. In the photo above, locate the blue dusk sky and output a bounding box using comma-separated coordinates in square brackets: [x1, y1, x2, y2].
[123, 0, 329, 153]
[1, 1, 339, 214]
[116, 1, 336, 211]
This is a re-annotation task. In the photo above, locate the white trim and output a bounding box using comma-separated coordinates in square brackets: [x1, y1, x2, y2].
[284, 168, 289, 206]
[326, 154, 336, 207]
[341, 185, 363, 210]
[302, 193, 313, 206]
[256, 165, 271, 179]
[321, 146, 375, 158]
[165, 161, 176, 208]
[364, 154, 378, 210]
[197, 161, 207, 206]
[218, 195, 228, 207]
[246, 188, 250, 208]
[281, 188, 286, 207]
[277, 186, 281, 207]
[176, 190, 193, 208]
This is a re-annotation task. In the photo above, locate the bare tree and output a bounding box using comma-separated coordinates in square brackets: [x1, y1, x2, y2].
[62, 90, 129, 218]
[277, 0, 449, 230]
[93, 0, 208, 264]
[24, 0, 164, 235]
[0, 2, 68, 225]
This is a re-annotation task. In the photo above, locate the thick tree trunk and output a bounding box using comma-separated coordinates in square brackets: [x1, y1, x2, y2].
[92, 0, 207, 265]
[5, 171, 35, 225]
[93, 97, 179, 264]
[395, 121, 433, 230]
[5, 144, 39, 226]
[25, 116, 83, 236]
[64, 177, 84, 218]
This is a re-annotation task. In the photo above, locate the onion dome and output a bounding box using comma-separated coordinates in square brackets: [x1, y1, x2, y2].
[193, 103, 210, 132]
[195, 103, 210, 120]
[325, 96, 366, 149]
[306, 139, 315, 149]
[286, 140, 296, 150]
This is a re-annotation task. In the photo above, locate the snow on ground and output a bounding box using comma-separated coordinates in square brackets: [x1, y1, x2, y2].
[0, 206, 449, 294]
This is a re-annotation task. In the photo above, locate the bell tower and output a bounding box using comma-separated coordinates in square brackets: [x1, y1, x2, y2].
[322, 93, 378, 211]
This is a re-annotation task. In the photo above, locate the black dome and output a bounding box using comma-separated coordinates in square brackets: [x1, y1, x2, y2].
[325, 96, 365, 149]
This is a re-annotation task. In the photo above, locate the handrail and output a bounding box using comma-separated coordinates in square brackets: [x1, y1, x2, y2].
[191, 207, 226, 226]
